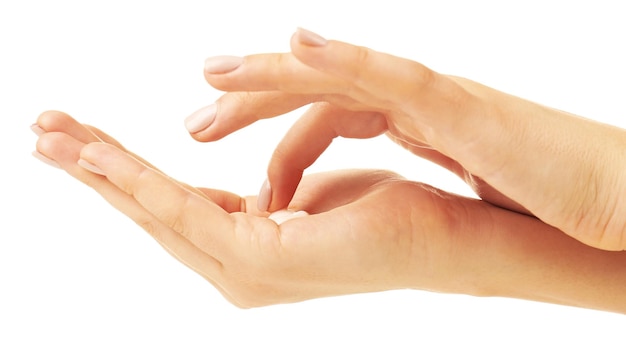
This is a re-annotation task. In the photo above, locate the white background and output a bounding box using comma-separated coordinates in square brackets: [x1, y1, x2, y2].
[2, 0, 625, 346]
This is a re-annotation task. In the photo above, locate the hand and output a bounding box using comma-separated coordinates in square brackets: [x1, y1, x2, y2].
[188, 28, 626, 250]
[32, 111, 503, 307]
[33, 112, 626, 313]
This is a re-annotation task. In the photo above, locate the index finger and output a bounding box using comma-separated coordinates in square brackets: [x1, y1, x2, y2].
[79, 142, 236, 255]
[263, 103, 387, 211]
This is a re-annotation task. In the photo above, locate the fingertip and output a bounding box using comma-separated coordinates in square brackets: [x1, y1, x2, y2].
[289, 28, 342, 76]
[79, 142, 130, 177]
[35, 131, 84, 169]
[290, 28, 329, 67]
[267, 193, 295, 213]
[187, 131, 215, 143]
[35, 131, 61, 154]
[293, 27, 328, 47]
[79, 141, 112, 163]
[256, 179, 272, 212]
[204, 55, 244, 75]
[77, 158, 106, 176]
[30, 123, 45, 136]
[257, 174, 298, 213]
[35, 111, 101, 145]
[35, 110, 69, 131]
[266, 168, 303, 212]
[36, 109, 65, 120]
[185, 104, 217, 134]
[184, 120, 228, 143]
[32, 150, 61, 169]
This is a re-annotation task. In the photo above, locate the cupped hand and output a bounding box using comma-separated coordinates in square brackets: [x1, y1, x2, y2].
[33, 111, 524, 307]
[189, 28, 626, 250]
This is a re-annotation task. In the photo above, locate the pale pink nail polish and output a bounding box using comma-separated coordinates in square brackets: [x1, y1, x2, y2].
[31, 124, 45, 136]
[185, 104, 217, 133]
[257, 179, 272, 212]
[296, 27, 327, 47]
[32, 151, 61, 169]
[78, 159, 106, 176]
[204, 55, 243, 74]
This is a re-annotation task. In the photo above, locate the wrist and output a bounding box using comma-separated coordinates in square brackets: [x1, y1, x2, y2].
[459, 203, 626, 313]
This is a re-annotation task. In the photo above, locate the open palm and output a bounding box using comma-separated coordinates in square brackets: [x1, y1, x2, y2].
[33, 111, 535, 307]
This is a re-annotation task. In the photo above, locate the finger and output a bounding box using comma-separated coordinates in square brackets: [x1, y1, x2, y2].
[292, 29, 626, 249]
[187, 89, 372, 144]
[202, 31, 472, 149]
[35, 111, 167, 174]
[79, 142, 237, 256]
[203, 30, 460, 120]
[286, 29, 541, 195]
[203, 54, 390, 116]
[290, 29, 440, 106]
[203, 53, 353, 96]
[261, 103, 387, 211]
[185, 91, 315, 141]
[36, 111, 134, 156]
[36, 110, 105, 144]
[290, 29, 484, 136]
[84, 125, 126, 149]
[34, 111, 228, 215]
[35, 132, 227, 281]
[195, 187, 249, 214]
[83, 124, 169, 174]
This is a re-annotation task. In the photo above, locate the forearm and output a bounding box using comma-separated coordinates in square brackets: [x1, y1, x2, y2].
[459, 202, 626, 314]
[441, 77, 626, 250]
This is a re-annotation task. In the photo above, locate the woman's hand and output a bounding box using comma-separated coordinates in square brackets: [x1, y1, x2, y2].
[188, 28, 626, 251]
[30, 111, 478, 307]
[33, 111, 626, 312]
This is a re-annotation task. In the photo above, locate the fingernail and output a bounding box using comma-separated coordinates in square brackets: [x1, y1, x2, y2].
[78, 159, 106, 176]
[204, 55, 243, 74]
[32, 151, 61, 169]
[31, 124, 45, 136]
[257, 179, 272, 212]
[185, 104, 217, 133]
[296, 27, 327, 47]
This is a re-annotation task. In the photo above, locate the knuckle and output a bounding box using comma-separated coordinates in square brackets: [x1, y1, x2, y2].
[135, 216, 161, 238]
[123, 163, 151, 196]
[274, 54, 290, 91]
[351, 45, 371, 82]
[164, 190, 195, 237]
[129, 166, 195, 239]
[230, 91, 254, 106]
[408, 61, 436, 88]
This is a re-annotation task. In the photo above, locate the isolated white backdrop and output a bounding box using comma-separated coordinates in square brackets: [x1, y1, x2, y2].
[1, 1, 625, 347]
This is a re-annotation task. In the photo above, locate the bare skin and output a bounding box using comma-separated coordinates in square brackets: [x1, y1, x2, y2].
[192, 28, 626, 251]
[32, 29, 626, 313]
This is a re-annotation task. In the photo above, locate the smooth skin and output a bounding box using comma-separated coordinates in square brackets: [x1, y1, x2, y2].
[33, 28, 626, 312]
[192, 28, 626, 251]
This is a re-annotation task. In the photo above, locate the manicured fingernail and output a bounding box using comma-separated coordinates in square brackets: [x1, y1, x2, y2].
[78, 159, 106, 176]
[32, 151, 61, 169]
[31, 124, 45, 136]
[296, 27, 327, 47]
[185, 104, 217, 133]
[204, 55, 243, 74]
[257, 179, 272, 212]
